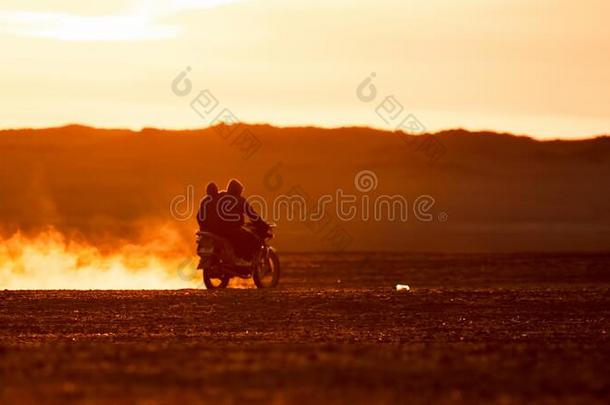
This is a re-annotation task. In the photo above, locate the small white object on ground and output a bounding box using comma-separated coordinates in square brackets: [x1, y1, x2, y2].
[396, 284, 410, 291]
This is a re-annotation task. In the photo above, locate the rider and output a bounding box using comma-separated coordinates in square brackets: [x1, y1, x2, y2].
[216, 179, 267, 260]
[197, 182, 220, 233]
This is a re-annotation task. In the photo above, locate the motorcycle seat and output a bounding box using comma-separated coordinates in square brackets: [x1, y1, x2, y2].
[196, 231, 237, 260]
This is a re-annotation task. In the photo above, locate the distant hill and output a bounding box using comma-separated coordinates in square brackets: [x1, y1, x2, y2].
[1, 124, 608, 252]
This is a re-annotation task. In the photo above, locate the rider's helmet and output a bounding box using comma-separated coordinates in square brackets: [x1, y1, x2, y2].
[206, 182, 219, 197]
[227, 179, 244, 197]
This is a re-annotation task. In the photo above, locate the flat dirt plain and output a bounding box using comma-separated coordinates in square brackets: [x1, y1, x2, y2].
[1, 253, 609, 404]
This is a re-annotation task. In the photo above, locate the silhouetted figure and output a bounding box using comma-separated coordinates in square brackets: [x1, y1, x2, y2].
[197, 182, 220, 232]
[216, 179, 267, 260]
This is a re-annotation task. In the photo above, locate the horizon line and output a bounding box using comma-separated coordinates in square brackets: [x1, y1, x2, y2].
[0, 122, 607, 143]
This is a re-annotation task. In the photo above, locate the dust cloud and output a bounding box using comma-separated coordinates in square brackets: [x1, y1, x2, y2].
[0, 225, 202, 290]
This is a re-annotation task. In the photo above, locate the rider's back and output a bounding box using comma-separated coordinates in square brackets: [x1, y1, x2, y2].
[197, 182, 222, 233]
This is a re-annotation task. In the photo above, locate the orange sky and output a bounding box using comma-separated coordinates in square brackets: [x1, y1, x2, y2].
[1, 0, 609, 139]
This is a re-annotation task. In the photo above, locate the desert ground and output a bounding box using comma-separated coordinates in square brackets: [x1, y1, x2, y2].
[1, 253, 609, 404]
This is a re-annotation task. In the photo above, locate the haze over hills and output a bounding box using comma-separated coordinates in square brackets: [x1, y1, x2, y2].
[1, 124, 609, 252]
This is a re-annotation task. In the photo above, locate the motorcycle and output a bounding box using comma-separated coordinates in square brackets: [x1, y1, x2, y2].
[196, 223, 280, 289]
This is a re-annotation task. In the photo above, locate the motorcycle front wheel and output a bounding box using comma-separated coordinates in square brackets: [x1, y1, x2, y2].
[253, 250, 280, 288]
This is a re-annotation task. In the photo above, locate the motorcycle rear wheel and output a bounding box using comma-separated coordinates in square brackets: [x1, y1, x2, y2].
[203, 267, 230, 289]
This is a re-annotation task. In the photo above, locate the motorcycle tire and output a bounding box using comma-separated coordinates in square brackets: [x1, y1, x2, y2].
[253, 250, 280, 288]
[203, 267, 230, 289]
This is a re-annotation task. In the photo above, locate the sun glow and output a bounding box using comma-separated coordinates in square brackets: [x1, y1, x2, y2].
[1, 0, 609, 138]
[0, 11, 176, 41]
[0, 0, 239, 41]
